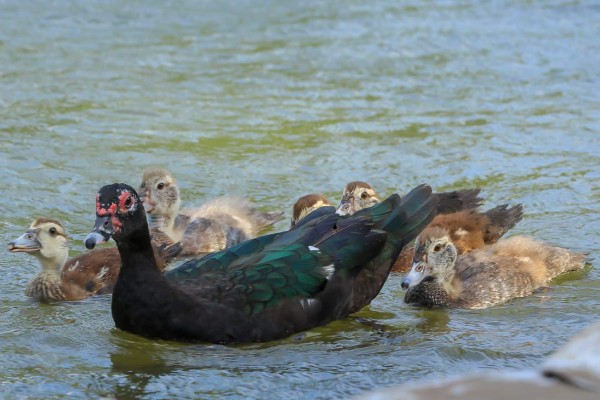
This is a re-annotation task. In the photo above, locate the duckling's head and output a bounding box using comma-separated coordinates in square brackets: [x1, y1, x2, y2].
[138, 168, 181, 219]
[336, 181, 380, 216]
[291, 194, 332, 227]
[85, 183, 146, 249]
[401, 227, 458, 289]
[8, 218, 69, 270]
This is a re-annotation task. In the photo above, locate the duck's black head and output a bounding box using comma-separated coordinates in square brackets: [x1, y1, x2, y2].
[85, 183, 146, 249]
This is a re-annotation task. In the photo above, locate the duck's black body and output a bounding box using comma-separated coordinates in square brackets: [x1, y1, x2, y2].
[86, 183, 436, 343]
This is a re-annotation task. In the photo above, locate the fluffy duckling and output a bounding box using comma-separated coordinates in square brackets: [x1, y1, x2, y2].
[336, 181, 483, 216]
[401, 228, 587, 309]
[7, 218, 180, 302]
[139, 168, 284, 256]
[290, 194, 335, 228]
[392, 203, 524, 272]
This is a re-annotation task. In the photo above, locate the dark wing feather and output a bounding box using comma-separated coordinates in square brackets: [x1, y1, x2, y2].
[433, 188, 483, 214]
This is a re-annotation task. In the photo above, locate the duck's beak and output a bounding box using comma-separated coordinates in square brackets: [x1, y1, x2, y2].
[8, 230, 41, 253]
[85, 216, 114, 249]
[336, 195, 354, 216]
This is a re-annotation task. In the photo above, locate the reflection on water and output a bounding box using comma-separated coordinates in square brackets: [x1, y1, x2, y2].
[1, 0, 599, 398]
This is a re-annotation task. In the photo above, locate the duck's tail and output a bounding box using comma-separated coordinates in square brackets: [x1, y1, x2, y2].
[483, 203, 524, 243]
[433, 188, 483, 215]
[342, 185, 438, 314]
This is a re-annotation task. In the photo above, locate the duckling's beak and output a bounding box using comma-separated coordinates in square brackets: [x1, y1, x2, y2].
[140, 191, 154, 214]
[8, 230, 41, 253]
[336, 195, 354, 216]
[401, 276, 411, 290]
[401, 261, 427, 290]
[85, 216, 114, 249]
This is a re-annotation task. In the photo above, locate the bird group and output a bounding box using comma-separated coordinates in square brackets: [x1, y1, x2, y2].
[7, 171, 588, 342]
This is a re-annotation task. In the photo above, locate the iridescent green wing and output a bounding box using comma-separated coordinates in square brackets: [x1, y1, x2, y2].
[164, 232, 281, 281]
[223, 243, 334, 315]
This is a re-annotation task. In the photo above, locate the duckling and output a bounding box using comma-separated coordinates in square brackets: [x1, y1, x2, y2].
[7, 218, 181, 302]
[139, 168, 284, 256]
[84, 183, 437, 342]
[290, 194, 335, 228]
[392, 203, 524, 272]
[336, 181, 483, 216]
[401, 228, 587, 309]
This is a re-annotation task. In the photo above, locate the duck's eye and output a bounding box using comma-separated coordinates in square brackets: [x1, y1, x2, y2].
[124, 196, 133, 209]
[433, 244, 442, 252]
[416, 264, 423, 272]
[360, 192, 368, 199]
[157, 183, 165, 190]
[49, 227, 57, 236]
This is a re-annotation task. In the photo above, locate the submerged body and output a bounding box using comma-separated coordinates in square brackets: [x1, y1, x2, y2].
[402, 232, 587, 309]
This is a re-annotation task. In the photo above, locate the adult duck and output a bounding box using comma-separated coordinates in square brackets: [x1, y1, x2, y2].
[401, 229, 587, 309]
[336, 181, 482, 216]
[7, 218, 180, 302]
[139, 168, 283, 256]
[391, 203, 523, 272]
[84, 183, 437, 342]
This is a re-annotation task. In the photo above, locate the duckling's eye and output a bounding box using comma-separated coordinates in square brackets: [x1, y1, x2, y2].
[416, 264, 423, 272]
[157, 183, 165, 190]
[360, 192, 368, 199]
[124, 196, 133, 209]
[49, 227, 57, 236]
[433, 244, 442, 252]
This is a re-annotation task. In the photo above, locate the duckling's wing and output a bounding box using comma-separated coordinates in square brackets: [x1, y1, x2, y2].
[433, 188, 483, 214]
[61, 248, 121, 295]
[482, 204, 524, 243]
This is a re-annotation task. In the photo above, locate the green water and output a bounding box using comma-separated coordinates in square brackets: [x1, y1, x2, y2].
[1, 0, 599, 398]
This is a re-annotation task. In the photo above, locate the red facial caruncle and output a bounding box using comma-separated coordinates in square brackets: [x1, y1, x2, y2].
[96, 194, 123, 233]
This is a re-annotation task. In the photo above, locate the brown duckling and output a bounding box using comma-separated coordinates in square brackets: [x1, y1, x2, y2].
[401, 228, 587, 309]
[139, 168, 284, 256]
[7, 218, 180, 302]
[290, 194, 333, 228]
[336, 181, 483, 216]
[392, 203, 524, 272]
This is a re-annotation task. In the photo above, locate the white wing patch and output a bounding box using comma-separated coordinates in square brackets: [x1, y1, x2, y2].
[322, 263, 335, 280]
[299, 298, 318, 310]
[96, 266, 109, 282]
[308, 245, 320, 252]
[68, 260, 80, 272]
[454, 228, 468, 237]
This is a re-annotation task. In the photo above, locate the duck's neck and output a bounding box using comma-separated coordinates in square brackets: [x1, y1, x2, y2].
[115, 227, 160, 275]
[147, 213, 178, 241]
[35, 252, 68, 277]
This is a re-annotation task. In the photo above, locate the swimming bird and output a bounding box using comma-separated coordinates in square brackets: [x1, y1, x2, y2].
[84, 182, 437, 342]
[138, 168, 283, 256]
[391, 203, 524, 272]
[336, 181, 482, 216]
[290, 194, 334, 228]
[401, 229, 587, 309]
[7, 218, 180, 302]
